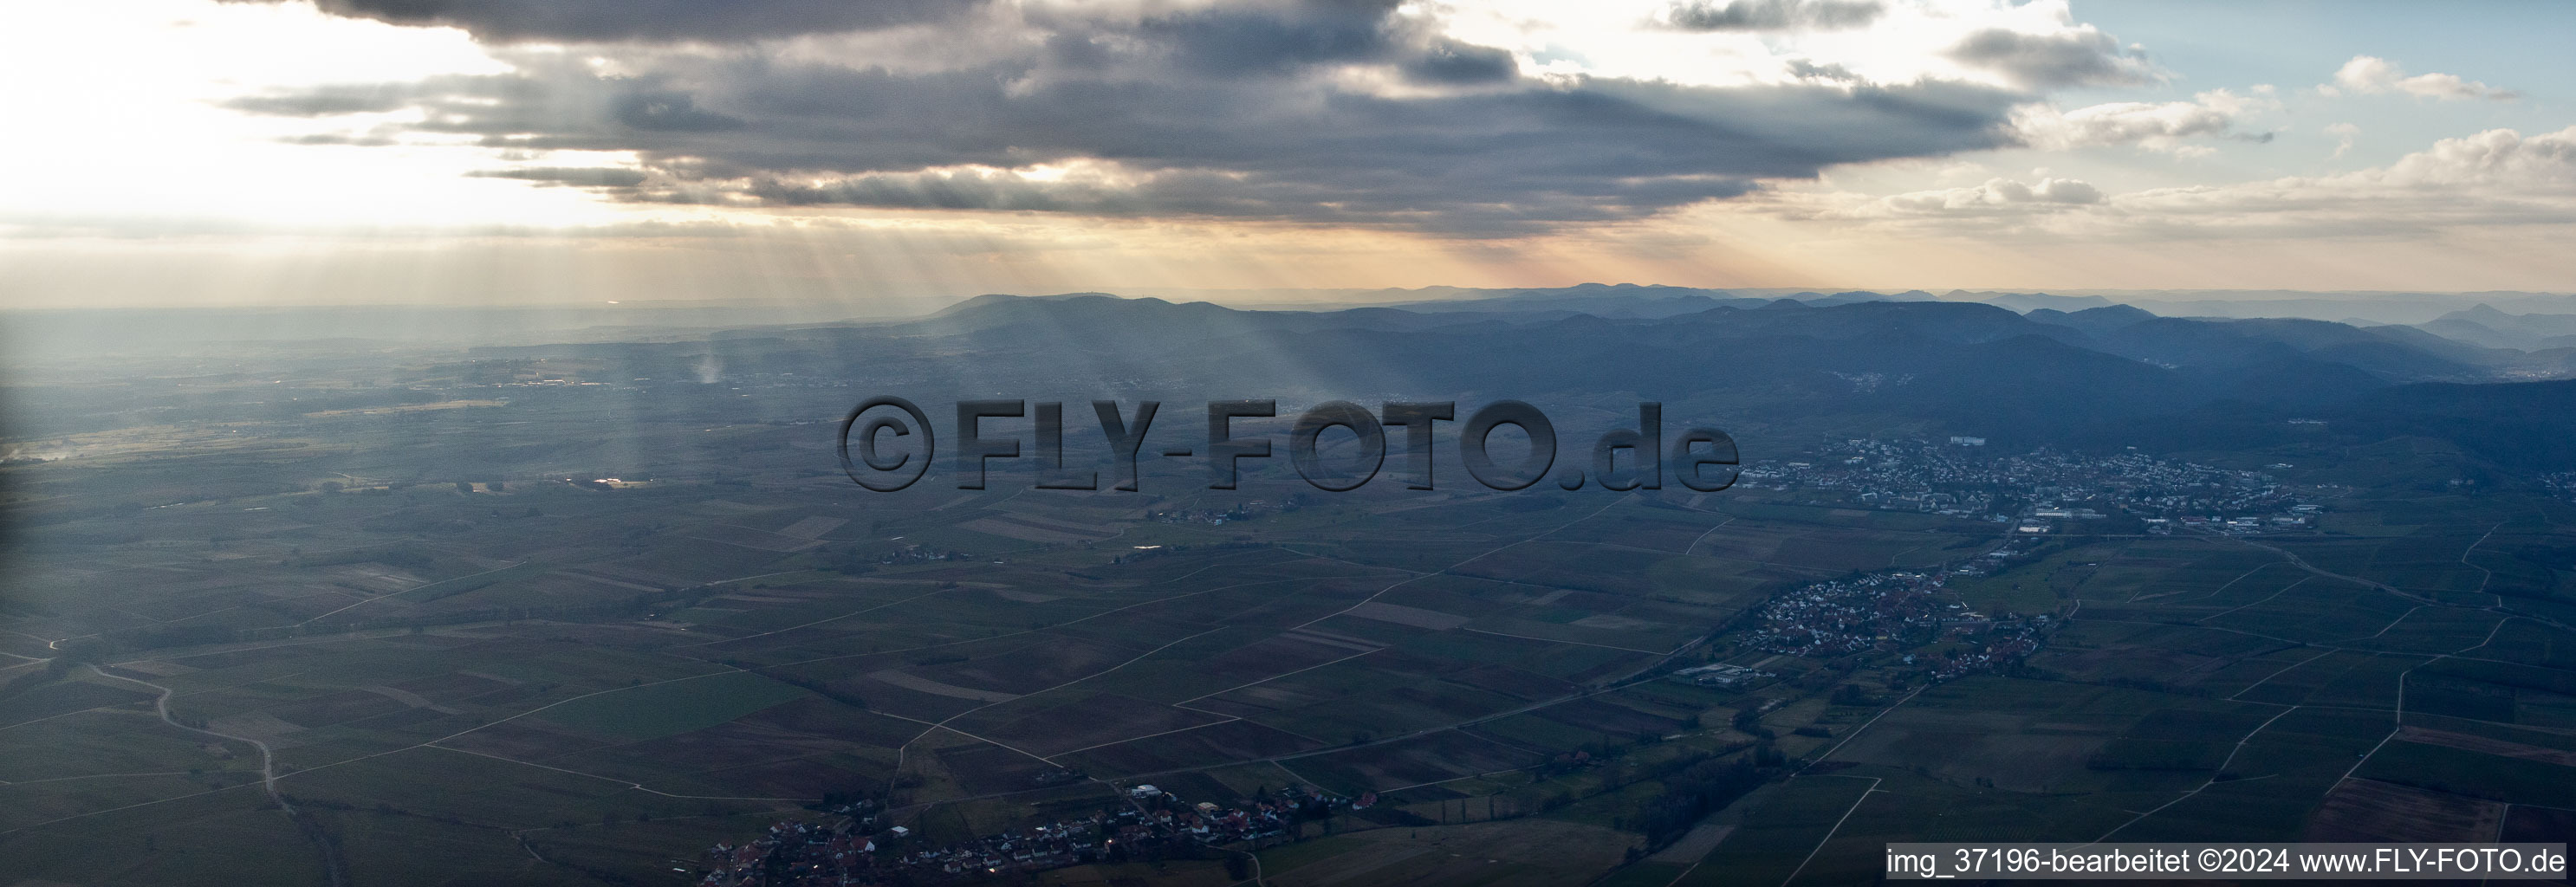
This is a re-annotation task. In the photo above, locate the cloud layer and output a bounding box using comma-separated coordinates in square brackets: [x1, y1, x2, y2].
[1947, 24, 2155, 89]
[1840, 176, 2103, 219]
[1794, 126, 2576, 237]
[215, 0, 2175, 234]
[2008, 88, 2271, 156]
[227, 0, 984, 42]
[2325, 55, 2518, 101]
[1664, 0, 1885, 31]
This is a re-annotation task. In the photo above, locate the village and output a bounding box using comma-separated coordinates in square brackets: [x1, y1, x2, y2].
[1702, 557, 2050, 688]
[696, 784, 1366, 885]
[1142, 495, 1303, 528]
[1736, 437, 2320, 532]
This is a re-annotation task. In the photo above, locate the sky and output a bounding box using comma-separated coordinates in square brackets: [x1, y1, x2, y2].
[2, 0, 2571, 308]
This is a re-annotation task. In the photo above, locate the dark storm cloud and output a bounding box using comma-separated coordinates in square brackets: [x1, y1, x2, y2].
[227, 0, 2033, 234]
[224, 82, 417, 115]
[221, 0, 983, 42]
[612, 90, 744, 132]
[1134, 0, 1407, 78]
[1667, 0, 1884, 31]
[1787, 60, 1860, 82]
[467, 166, 651, 187]
[282, 133, 399, 146]
[1404, 39, 1518, 84]
[1949, 27, 2152, 88]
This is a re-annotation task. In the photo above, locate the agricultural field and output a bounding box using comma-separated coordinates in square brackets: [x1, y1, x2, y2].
[4, 345, 2575, 887]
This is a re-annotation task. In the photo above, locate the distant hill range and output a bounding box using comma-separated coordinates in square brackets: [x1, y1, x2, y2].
[1128, 283, 2576, 326]
[2417, 304, 2576, 352]
[1311, 284, 2576, 372]
[883, 289, 2567, 392]
[485, 288, 2576, 470]
[18, 283, 2576, 469]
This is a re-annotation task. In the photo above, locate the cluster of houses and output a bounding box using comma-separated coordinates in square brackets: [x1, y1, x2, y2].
[1734, 439, 2316, 528]
[868, 541, 977, 566]
[2145, 506, 2318, 535]
[1733, 565, 2051, 683]
[1744, 570, 1953, 657]
[2548, 472, 2576, 502]
[1143, 497, 1300, 528]
[1147, 506, 1252, 527]
[1904, 614, 2047, 682]
[695, 785, 1364, 885]
[700, 820, 878, 887]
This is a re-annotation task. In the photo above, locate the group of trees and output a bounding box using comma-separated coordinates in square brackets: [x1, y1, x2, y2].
[1619, 757, 1765, 849]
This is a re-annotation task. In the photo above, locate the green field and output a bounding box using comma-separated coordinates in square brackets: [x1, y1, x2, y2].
[8, 362, 2576, 887]
[535, 670, 813, 741]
